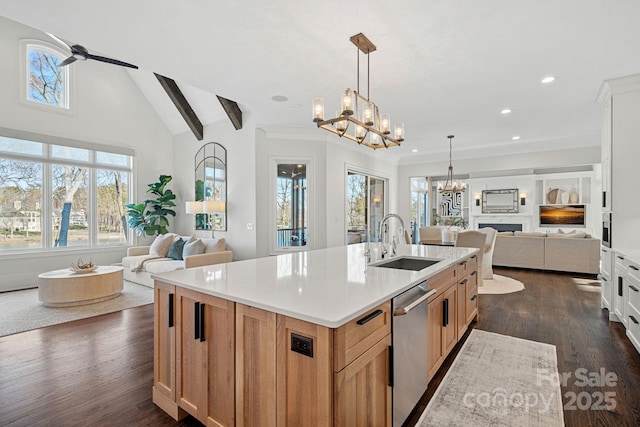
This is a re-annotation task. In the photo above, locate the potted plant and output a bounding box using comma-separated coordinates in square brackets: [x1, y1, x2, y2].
[432, 214, 469, 243]
[125, 175, 177, 236]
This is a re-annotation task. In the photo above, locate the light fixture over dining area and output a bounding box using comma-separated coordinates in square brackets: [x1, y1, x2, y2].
[312, 33, 404, 150]
[438, 135, 466, 194]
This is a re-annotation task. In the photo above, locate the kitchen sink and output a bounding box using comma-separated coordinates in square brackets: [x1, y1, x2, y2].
[372, 257, 442, 271]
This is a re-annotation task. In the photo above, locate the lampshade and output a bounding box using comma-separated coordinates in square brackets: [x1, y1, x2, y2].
[185, 201, 204, 214]
[203, 200, 226, 213]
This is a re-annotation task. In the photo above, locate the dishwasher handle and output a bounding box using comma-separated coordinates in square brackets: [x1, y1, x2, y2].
[394, 289, 437, 316]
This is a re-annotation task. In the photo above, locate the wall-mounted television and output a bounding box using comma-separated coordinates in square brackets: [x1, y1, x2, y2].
[539, 205, 586, 227]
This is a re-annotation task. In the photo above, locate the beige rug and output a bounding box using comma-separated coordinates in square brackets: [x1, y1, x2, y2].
[479, 274, 525, 294]
[417, 329, 564, 427]
[0, 280, 153, 337]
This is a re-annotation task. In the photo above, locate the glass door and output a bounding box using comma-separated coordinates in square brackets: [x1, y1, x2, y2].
[346, 171, 386, 244]
[410, 178, 429, 244]
[275, 163, 308, 249]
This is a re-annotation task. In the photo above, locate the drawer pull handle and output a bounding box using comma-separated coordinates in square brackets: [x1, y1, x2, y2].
[443, 298, 449, 327]
[199, 303, 206, 342]
[357, 309, 383, 325]
[470, 271, 477, 276]
[194, 302, 201, 340]
[617, 256, 625, 260]
[630, 315, 639, 325]
[459, 260, 468, 266]
[168, 293, 174, 328]
[460, 279, 468, 285]
[471, 294, 477, 301]
[630, 265, 640, 271]
[630, 285, 639, 292]
[601, 277, 608, 282]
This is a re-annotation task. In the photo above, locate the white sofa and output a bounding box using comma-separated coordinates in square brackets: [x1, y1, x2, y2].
[492, 230, 600, 275]
[122, 234, 233, 287]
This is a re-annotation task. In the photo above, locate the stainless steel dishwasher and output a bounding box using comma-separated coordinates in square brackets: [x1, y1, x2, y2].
[392, 280, 436, 427]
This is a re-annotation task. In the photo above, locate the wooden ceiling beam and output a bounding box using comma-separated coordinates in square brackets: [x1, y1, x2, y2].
[154, 73, 204, 141]
[216, 95, 243, 130]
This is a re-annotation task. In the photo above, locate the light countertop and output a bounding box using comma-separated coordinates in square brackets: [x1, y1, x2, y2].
[152, 243, 477, 328]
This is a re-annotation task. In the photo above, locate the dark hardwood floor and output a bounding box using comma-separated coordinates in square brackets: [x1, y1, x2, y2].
[1, 267, 639, 426]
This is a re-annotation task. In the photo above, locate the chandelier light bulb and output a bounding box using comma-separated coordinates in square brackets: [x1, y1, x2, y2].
[335, 110, 347, 132]
[312, 98, 324, 122]
[341, 90, 354, 115]
[381, 114, 390, 134]
[355, 125, 365, 140]
[363, 102, 374, 126]
[394, 123, 405, 141]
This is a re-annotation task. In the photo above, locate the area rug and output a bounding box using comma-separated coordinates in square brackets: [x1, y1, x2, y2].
[0, 281, 153, 337]
[417, 329, 564, 427]
[479, 274, 525, 294]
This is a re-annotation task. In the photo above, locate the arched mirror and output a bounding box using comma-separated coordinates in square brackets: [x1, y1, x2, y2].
[194, 142, 227, 231]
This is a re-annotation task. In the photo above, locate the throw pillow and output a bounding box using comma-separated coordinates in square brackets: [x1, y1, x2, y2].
[149, 233, 177, 257]
[183, 238, 205, 257]
[167, 238, 186, 260]
[202, 237, 226, 253]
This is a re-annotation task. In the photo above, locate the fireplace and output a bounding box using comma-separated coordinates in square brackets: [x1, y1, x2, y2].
[478, 223, 523, 232]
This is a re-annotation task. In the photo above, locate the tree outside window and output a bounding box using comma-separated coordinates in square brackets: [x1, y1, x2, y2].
[26, 44, 68, 109]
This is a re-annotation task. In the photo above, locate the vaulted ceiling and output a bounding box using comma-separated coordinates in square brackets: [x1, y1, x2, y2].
[2, 0, 640, 164]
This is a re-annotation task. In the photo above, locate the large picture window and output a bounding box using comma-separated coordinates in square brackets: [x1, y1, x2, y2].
[0, 135, 132, 253]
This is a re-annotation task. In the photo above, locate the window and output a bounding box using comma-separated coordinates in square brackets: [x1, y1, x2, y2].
[346, 171, 386, 244]
[0, 135, 132, 253]
[25, 42, 69, 109]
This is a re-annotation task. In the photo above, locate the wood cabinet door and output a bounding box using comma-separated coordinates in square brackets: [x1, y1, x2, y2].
[334, 334, 392, 427]
[153, 281, 187, 420]
[175, 288, 206, 420]
[442, 285, 458, 356]
[200, 293, 235, 427]
[236, 304, 277, 427]
[427, 294, 444, 381]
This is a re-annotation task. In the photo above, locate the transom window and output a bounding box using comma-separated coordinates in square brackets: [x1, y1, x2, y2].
[25, 42, 69, 109]
[0, 134, 132, 253]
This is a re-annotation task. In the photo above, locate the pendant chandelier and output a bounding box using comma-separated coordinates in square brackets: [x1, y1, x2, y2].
[312, 33, 404, 150]
[438, 135, 466, 193]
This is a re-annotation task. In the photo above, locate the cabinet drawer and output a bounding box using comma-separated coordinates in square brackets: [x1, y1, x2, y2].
[628, 279, 640, 313]
[628, 262, 640, 283]
[427, 266, 457, 301]
[615, 254, 628, 274]
[333, 301, 391, 372]
[466, 285, 478, 316]
[626, 304, 640, 354]
[456, 258, 471, 278]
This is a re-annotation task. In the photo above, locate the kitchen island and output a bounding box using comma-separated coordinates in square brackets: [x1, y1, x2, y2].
[151, 243, 479, 426]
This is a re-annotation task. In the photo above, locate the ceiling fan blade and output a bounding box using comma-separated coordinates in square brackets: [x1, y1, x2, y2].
[46, 32, 72, 49]
[58, 56, 77, 67]
[86, 53, 138, 69]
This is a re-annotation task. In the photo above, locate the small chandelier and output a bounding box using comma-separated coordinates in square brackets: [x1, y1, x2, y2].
[312, 33, 404, 150]
[438, 135, 466, 193]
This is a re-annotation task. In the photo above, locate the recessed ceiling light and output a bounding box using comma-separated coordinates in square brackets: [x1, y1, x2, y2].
[271, 95, 288, 102]
[412, 149, 418, 153]
[512, 136, 521, 140]
[501, 108, 512, 115]
[541, 76, 555, 84]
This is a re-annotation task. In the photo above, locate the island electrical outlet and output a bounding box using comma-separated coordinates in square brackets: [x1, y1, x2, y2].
[291, 333, 313, 357]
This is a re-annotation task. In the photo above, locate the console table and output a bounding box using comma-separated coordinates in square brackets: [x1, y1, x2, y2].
[38, 266, 124, 307]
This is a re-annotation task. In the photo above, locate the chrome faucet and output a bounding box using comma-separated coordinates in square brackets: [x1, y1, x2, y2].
[379, 213, 406, 258]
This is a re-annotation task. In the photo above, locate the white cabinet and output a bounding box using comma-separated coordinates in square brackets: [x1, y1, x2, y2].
[597, 74, 640, 250]
[600, 246, 614, 310]
[613, 254, 627, 325]
[625, 258, 640, 354]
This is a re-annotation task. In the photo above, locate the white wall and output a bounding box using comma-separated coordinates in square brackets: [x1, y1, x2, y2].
[172, 115, 257, 261]
[0, 17, 174, 290]
[254, 129, 398, 257]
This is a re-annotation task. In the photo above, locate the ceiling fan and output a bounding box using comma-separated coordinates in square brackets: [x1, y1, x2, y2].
[46, 33, 138, 69]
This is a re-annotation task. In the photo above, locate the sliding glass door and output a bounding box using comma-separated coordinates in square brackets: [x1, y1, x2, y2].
[410, 178, 429, 243]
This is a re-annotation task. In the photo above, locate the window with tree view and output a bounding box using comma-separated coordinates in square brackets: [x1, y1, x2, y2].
[26, 43, 68, 109]
[276, 163, 307, 249]
[0, 135, 131, 253]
